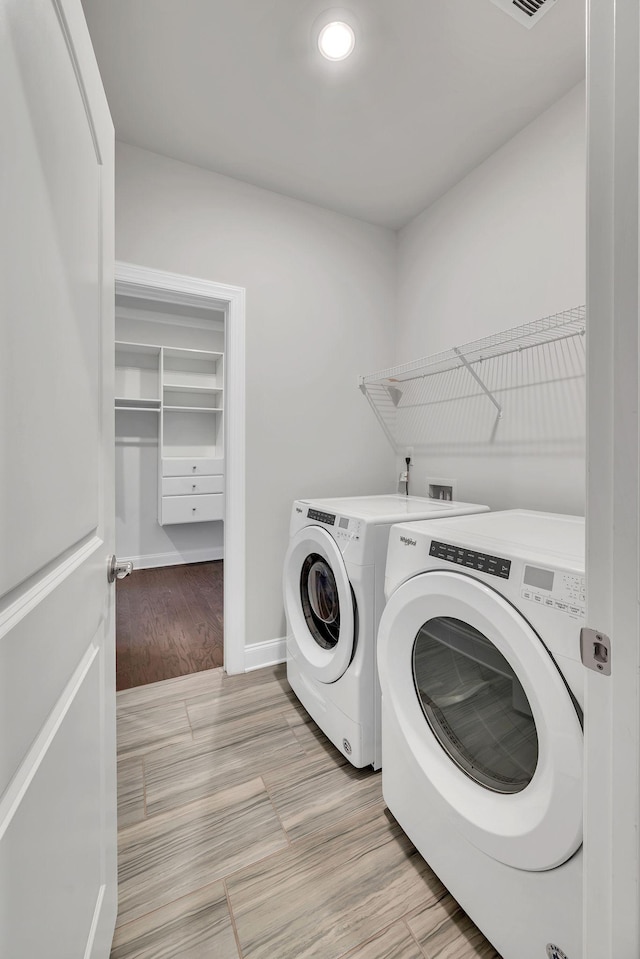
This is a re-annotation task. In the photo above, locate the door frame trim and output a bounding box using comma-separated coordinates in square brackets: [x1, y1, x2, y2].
[585, 0, 640, 952]
[114, 261, 247, 674]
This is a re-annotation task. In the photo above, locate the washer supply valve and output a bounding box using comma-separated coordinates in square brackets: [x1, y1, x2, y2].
[404, 454, 411, 496]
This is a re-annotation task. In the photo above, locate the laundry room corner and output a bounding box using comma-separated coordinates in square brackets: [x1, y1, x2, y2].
[114, 143, 398, 665]
[392, 82, 586, 518]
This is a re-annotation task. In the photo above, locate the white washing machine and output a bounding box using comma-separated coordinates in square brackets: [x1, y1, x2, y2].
[377, 509, 585, 959]
[283, 494, 489, 770]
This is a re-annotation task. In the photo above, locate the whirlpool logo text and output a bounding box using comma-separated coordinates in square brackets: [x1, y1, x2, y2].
[399, 536, 417, 547]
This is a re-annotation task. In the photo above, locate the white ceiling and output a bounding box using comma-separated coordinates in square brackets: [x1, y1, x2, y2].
[81, 0, 585, 229]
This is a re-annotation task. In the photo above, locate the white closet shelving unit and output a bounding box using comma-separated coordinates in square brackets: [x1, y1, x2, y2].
[359, 306, 586, 452]
[115, 341, 225, 526]
[160, 347, 224, 525]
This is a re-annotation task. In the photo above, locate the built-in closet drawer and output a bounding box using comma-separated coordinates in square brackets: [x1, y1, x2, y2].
[161, 493, 224, 525]
[162, 458, 224, 477]
[162, 475, 224, 496]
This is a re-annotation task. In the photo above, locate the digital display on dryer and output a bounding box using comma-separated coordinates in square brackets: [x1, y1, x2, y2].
[429, 540, 511, 579]
[523, 565, 554, 591]
[307, 509, 336, 526]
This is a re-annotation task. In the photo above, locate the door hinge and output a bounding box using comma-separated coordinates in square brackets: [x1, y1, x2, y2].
[580, 627, 611, 675]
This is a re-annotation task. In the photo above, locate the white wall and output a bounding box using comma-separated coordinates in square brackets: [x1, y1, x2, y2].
[395, 82, 586, 515]
[115, 142, 397, 647]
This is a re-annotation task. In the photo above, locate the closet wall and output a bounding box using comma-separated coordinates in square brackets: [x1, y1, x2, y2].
[394, 82, 586, 515]
[115, 299, 225, 568]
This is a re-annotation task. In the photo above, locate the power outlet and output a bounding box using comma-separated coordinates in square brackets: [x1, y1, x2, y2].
[427, 477, 457, 502]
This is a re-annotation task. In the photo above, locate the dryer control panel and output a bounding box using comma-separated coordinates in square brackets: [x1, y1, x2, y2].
[521, 566, 585, 618]
[429, 540, 511, 579]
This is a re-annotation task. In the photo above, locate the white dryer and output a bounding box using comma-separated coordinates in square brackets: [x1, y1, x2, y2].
[283, 494, 489, 770]
[377, 510, 585, 959]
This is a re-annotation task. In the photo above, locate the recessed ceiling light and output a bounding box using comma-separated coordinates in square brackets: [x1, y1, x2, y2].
[318, 21, 355, 61]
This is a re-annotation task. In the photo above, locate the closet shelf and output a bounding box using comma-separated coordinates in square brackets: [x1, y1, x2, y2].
[115, 397, 161, 410]
[115, 341, 161, 355]
[163, 405, 223, 413]
[163, 347, 223, 360]
[163, 383, 222, 394]
[115, 406, 161, 413]
[359, 305, 586, 452]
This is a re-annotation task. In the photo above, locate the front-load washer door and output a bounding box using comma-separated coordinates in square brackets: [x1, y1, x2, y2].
[284, 525, 356, 683]
[377, 570, 583, 872]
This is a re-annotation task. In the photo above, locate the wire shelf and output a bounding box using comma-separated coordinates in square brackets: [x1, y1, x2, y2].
[359, 305, 586, 452]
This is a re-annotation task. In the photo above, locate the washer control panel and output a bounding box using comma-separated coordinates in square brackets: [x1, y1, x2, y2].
[305, 509, 361, 542]
[521, 566, 585, 618]
[307, 508, 336, 526]
[333, 516, 361, 543]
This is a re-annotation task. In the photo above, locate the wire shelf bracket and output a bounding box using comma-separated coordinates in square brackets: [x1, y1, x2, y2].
[452, 347, 503, 418]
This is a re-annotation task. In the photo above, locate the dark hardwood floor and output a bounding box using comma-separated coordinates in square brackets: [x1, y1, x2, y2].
[115, 561, 223, 691]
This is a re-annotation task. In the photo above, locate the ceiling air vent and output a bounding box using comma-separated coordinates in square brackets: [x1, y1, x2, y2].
[489, 0, 557, 29]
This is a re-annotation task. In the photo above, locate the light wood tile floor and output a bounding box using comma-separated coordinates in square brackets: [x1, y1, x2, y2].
[112, 664, 502, 959]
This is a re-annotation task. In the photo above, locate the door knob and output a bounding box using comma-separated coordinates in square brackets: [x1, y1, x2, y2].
[108, 555, 134, 584]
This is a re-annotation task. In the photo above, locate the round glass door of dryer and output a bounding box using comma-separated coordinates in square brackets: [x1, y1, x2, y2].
[283, 524, 356, 683]
[412, 616, 538, 794]
[300, 554, 341, 650]
[377, 569, 583, 871]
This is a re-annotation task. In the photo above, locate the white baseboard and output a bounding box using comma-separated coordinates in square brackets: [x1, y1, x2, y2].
[244, 637, 287, 672]
[122, 547, 224, 570]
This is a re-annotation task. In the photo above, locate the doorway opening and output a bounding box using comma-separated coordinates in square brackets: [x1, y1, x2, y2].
[114, 263, 246, 687]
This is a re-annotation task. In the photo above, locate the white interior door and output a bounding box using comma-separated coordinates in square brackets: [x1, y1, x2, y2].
[0, 2, 116, 957]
